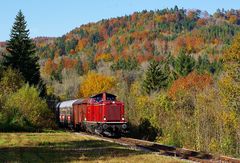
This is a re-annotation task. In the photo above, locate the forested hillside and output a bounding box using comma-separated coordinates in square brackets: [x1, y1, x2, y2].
[37, 7, 240, 81]
[1, 7, 239, 157]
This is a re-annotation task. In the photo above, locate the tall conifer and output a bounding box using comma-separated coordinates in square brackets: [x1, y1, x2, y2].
[3, 10, 41, 86]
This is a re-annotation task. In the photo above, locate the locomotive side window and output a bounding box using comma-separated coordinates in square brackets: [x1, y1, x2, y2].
[95, 96, 102, 102]
[90, 95, 102, 103]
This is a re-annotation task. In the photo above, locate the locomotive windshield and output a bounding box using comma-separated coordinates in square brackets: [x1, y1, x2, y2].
[91, 92, 116, 101]
[106, 95, 116, 101]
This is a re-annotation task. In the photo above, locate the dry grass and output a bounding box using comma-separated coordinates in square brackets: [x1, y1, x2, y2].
[0, 132, 186, 162]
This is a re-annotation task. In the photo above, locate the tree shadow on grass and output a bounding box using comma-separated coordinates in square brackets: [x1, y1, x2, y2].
[0, 140, 145, 162]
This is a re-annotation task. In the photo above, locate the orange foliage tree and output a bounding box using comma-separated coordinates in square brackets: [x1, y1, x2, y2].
[197, 18, 207, 26]
[168, 72, 213, 99]
[78, 72, 116, 97]
[175, 35, 204, 54]
[75, 39, 87, 52]
[69, 49, 76, 55]
[43, 58, 57, 76]
[63, 57, 78, 69]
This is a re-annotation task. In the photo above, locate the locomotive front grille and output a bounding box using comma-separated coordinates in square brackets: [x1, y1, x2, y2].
[106, 105, 121, 121]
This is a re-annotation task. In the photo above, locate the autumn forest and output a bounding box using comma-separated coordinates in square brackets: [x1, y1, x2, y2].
[0, 6, 239, 158]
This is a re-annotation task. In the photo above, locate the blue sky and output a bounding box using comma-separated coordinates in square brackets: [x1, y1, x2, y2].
[1, 0, 240, 41]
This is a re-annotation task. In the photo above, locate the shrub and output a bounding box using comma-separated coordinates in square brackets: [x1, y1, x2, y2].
[3, 84, 54, 130]
[0, 67, 25, 95]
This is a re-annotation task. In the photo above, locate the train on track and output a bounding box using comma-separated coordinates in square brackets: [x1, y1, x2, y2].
[56, 92, 128, 137]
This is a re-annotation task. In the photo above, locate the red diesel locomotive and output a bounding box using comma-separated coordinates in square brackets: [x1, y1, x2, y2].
[56, 92, 127, 136]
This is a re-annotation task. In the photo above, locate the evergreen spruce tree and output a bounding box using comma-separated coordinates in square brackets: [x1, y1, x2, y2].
[209, 60, 223, 75]
[174, 50, 195, 77]
[196, 54, 210, 74]
[87, 46, 96, 71]
[126, 57, 138, 71]
[3, 10, 41, 86]
[166, 54, 178, 81]
[88, 53, 96, 70]
[143, 60, 168, 94]
[76, 58, 84, 75]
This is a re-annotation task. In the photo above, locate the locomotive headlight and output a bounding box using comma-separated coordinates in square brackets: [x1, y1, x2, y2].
[103, 116, 106, 121]
[84, 117, 86, 121]
[122, 117, 125, 121]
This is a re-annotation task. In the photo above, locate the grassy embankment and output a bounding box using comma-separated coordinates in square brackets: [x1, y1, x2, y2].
[0, 131, 186, 162]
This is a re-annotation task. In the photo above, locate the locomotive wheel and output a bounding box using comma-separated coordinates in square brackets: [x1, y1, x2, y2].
[75, 124, 80, 132]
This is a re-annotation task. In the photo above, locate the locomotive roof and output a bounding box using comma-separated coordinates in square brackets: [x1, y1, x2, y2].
[90, 92, 116, 98]
[73, 99, 86, 105]
[58, 99, 78, 108]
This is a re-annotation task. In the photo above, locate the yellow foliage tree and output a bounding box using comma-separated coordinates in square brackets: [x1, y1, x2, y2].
[78, 72, 116, 97]
[95, 53, 112, 62]
[229, 15, 238, 24]
[0, 68, 25, 95]
[195, 88, 239, 155]
[219, 33, 240, 111]
[75, 39, 87, 52]
[216, 33, 240, 155]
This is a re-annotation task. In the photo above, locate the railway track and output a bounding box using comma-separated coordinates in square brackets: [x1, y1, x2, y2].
[75, 132, 240, 163]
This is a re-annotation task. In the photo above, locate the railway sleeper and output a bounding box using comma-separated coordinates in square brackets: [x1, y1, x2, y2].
[136, 144, 178, 157]
[218, 156, 240, 163]
[176, 148, 213, 160]
[152, 143, 176, 151]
